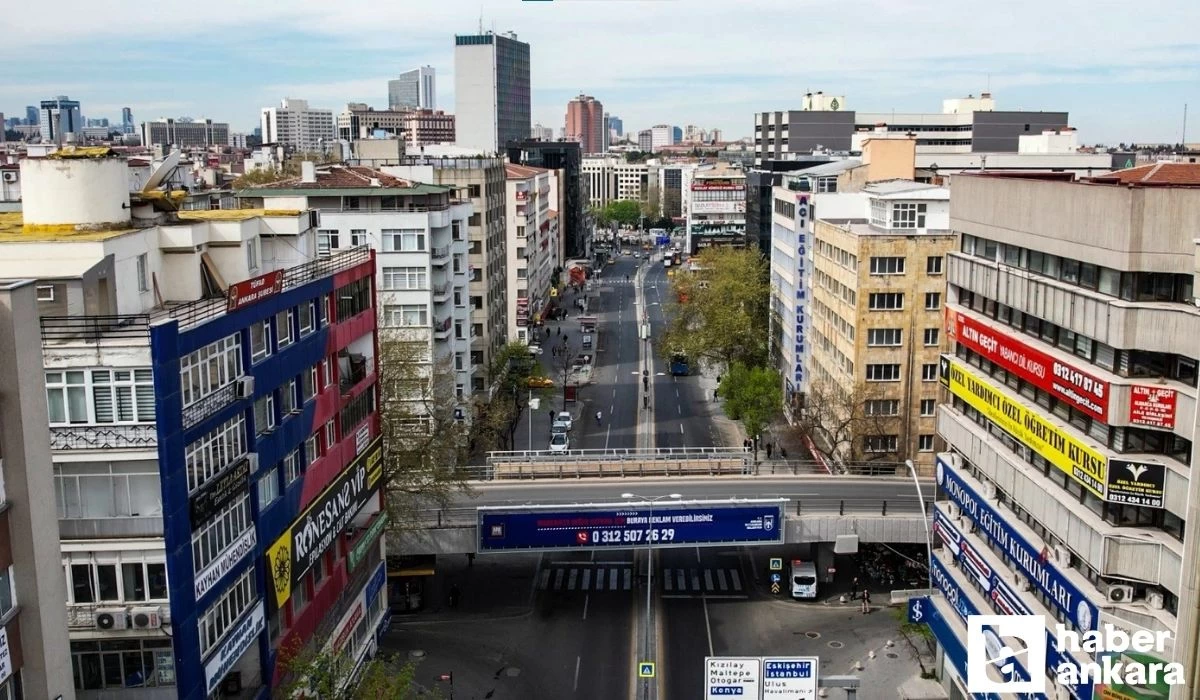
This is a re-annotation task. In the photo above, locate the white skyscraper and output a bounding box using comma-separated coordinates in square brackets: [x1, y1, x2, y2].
[260, 98, 335, 152]
[454, 31, 530, 154]
[388, 66, 436, 110]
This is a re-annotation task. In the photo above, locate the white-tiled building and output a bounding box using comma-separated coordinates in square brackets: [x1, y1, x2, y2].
[505, 164, 560, 344]
[260, 98, 336, 153]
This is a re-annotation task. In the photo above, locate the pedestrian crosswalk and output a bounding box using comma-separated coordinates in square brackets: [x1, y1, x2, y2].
[537, 564, 745, 597]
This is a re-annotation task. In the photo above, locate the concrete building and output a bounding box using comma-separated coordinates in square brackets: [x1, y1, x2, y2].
[401, 109, 456, 149]
[531, 123, 554, 142]
[507, 140, 587, 258]
[260, 98, 336, 152]
[925, 167, 1200, 699]
[755, 92, 1068, 165]
[24, 107, 37, 127]
[388, 66, 436, 111]
[637, 130, 652, 152]
[565, 95, 604, 155]
[650, 125, 674, 152]
[241, 163, 475, 407]
[651, 162, 700, 221]
[608, 115, 623, 137]
[582, 155, 648, 208]
[746, 157, 847, 257]
[122, 108, 134, 134]
[141, 118, 231, 149]
[39, 96, 83, 144]
[601, 112, 611, 153]
[454, 31, 530, 154]
[505, 164, 560, 344]
[0, 147, 385, 699]
[0, 280, 75, 700]
[381, 149, 509, 390]
[338, 105, 455, 149]
[686, 163, 747, 253]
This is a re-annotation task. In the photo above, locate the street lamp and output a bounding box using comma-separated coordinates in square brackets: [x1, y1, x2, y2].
[622, 492, 682, 695]
[905, 460, 935, 590]
[528, 393, 540, 453]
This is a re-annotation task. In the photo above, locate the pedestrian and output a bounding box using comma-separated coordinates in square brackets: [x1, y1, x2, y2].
[449, 584, 461, 608]
[549, 410, 554, 422]
[780, 447, 787, 459]
[466, 553, 475, 567]
[766, 443, 774, 459]
[714, 388, 719, 401]
[860, 588, 871, 614]
[545, 327, 551, 338]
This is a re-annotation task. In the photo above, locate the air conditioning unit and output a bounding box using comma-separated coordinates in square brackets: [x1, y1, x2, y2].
[235, 376, 255, 399]
[947, 453, 964, 469]
[1053, 546, 1072, 568]
[1, 172, 16, 183]
[245, 452, 259, 472]
[982, 482, 997, 500]
[1107, 585, 1134, 604]
[1014, 573, 1031, 592]
[947, 503, 960, 519]
[95, 609, 128, 630]
[1148, 591, 1165, 610]
[130, 607, 162, 630]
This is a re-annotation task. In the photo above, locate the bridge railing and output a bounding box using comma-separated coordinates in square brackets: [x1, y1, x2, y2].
[481, 447, 752, 480]
[485, 447, 750, 462]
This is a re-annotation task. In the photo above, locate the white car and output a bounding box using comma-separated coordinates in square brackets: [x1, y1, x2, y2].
[555, 411, 573, 431]
[549, 432, 569, 452]
[527, 344, 543, 356]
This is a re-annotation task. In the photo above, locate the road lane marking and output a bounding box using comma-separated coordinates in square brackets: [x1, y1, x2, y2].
[611, 568, 619, 590]
[679, 423, 684, 433]
[568, 569, 578, 590]
[696, 547, 701, 563]
[717, 569, 728, 591]
[574, 655, 581, 692]
[582, 593, 590, 619]
[554, 569, 565, 589]
[582, 569, 592, 591]
[702, 595, 715, 656]
[539, 568, 550, 590]
[731, 570, 743, 592]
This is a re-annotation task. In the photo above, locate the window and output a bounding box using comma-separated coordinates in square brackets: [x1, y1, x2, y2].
[317, 293, 329, 325]
[36, 284, 55, 301]
[246, 239, 258, 270]
[468, 184, 481, 197]
[382, 267, 427, 290]
[184, 414, 247, 493]
[276, 309, 294, 350]
[868, 293, 903, 310]
[317, 230, 339, 255]
[180, 334, 242, 408]
[923, 328, 940, 346]
[866, 364, 901, 381]
[55, 462, 162, 519]
[920, 398, 936, 416]
[864, 399, 900, 416]
[922, 364, 938, 381]
[0, 566, 14, 618]
[384, 304, 429, 327]
[918, 434, 935, 452]
[864, 435, 898, 453]
[190, 496, 251, 582]
[926, 256, 943, 275]
[197, 568, 256, 657]
[283, 449, 303, 486]
[280, 379, 297, 415]
[336, 278, 372, 320]
[924, 292, 941, 310]
[869, 256, 905, 275]
[382, 229, 427, 252]
[249, 320, 271, 362]
[254, 394, 275, 435]
[137, 253, 149, 291]
[891, 202, 926, 229]
[46, 371, 89, 424]
[867, 329, 902, 346]
[321, 358, 332, 387]
[350, 229, 367, 247]
[257, 467, 280, 508]
[70, 638, 175, 690]
[305, 433, 320, 463]
[302, 365, 318, 402]
[340, 386, 376, 434]
[298, 301, 315, 336]
[324, 420, 337, 448]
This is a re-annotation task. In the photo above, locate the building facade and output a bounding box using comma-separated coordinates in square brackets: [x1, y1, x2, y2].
[388, 66, 436, 111]
[928, 168, 1200, 699]
[582, 156, 648, 208]
[637, 130, 652, 152]
[686, 163, 747, 253]
[650, 125, 674, 152]
[0, 280, 75, 700]
[122, 108, 134, 134]
[1, 149, 385, 699]
[141, 119, 231, 149]
[565, 95, 604, 155]
[531, 124, 554, 142]
[504, 165, 560, 344]
[506, 140, 587, 258]
[453, 32, 530, 154]
[260, 99, 336, 152]
[608, 115, 623, 137]
[39, 96, 83, 144]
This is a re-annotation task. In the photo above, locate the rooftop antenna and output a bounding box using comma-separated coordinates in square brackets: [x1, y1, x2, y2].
[1183, 104, 1188, 146]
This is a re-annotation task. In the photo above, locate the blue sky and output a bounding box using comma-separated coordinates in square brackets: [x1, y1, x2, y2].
[3, 0, 1198, 145]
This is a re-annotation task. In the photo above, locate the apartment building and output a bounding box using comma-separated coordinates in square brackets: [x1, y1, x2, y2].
[929, 167, 1200, 699]
[582, 155, 648, 208]
[796, 181, 952, 471]
[686, 163, 747, 254]
[380, 150, 508, 390]
[140, 119, 230, 149]
[505, 164, 560, 344]
[0, 280, 74, 700]
[565, 95, 604, 155]
[0, 147, 385, 699]
[507, 140, 586, 258]
[260, 99, 335, 152]
[240, 163, 475, 407]
[650, 125, 675, 151]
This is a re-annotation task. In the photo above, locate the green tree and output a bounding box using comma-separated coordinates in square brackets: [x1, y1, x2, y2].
[718, 363, 781, 454]
[589, 204, 611, 229]
[233, 167, 290, 188]
[661, 246, 770, 370]
[487, 341, 553, 449]
[275, 646, 436, 699]
[603, 199, 642, 228]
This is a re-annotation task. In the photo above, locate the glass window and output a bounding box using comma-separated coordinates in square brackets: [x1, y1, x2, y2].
[302, 365, 317, 402]
[298, 301, 315, 336]
[249, 320, 271, 362]
[121, 562, 147, 601]
[283, 450, 303, 486]
[924, 328, 940, 346]
[280, 379, 297, 415]
[924, 292, 941, 310]
[96, 564, 119, 601]
[920, 399, 936, 416]
[276, 310, 294, 350]
[258, 467, 280, 509]
[255, 394, 275, 435]
[0, 566, 14, 617]
[46, 370, 89, 424]
[922, 364, 938, 381]
[147, 563, 168, 599]
[926, 256, 943, 274]
[918, 435, 935, 451]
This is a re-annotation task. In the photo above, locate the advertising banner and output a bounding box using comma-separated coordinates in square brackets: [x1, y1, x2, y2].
[266, 437, 383, 607]
[194, 527, 256, 601]
[690, 200, 746, 214]
[1129, 386, 1177, 429]
[226, 270, 284, 312]
[0, 627, 11, 686]
[1105, 460, 1166, 509]
[189, 457, 250, 527]
[478, 501, 784, 552]
[204, 603, 264, 695]
[941, 356, 1108, 499]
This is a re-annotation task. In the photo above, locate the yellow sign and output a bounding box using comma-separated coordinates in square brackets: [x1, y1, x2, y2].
[266, 535, 292, 608]
[638, 662, 656, 678]
[944, 358, 1107, 498]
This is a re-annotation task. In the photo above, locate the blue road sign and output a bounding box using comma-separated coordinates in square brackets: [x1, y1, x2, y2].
[638, 662, 655, 678]
[908, 596, 927, 624]
[770, 573, 782, 584]
[477, 501, 785, 552]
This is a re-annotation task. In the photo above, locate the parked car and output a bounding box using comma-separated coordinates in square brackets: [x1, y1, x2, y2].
[581, 335, 593, 350]
[527, 376, 554, 388]
[549, 432, 569, 452]
[555, 411, 574, 431]
[527, 343, 543, 355]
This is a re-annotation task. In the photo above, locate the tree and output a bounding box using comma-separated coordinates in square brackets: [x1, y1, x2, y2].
[376, 328, 473, 527]
[275, 646, 435, 699]
[718, 363, 781, 456]
[603, 199, 642, 228]
[233, 167, 290, 188]
[788, 378, 901, 470]
[641, 185, 662, 221]
[661, 246, 770, 371]
[486, 341, 552, 450]
[589, 204, 611, 230]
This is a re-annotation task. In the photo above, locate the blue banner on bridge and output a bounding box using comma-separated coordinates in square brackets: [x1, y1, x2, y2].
[477, 502, 785, 552]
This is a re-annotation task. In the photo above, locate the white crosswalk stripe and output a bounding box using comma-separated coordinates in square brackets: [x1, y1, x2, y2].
[660, 567, 745, 595]
[539, 565, 742, 595]
[539, 565, 634, 593]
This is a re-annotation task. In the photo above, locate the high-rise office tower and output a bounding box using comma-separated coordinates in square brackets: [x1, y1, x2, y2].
[608, 115, 623, 137]
[454, 31, 530, 154]
[38, 96, 82, 143]
[24, 106, 38, 126]
[121, 107, 134, 134]
[388, 66, 436, 110]
[565, 95, 604, 155]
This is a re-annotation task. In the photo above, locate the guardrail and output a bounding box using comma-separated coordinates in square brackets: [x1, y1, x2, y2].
[486, 447, 749, 462]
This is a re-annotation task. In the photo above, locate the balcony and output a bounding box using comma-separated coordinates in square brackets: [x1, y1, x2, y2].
[338, 353, 373, 395]
[432, 282, 452, 302]
[182, 381, 239, 430]
[433, 317, 452, 340]
[50, 424, 158, 451]
[59, 516, 164, 539]
[431, 245, 451, 266]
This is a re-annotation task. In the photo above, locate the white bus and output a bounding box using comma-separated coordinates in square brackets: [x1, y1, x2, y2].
[790, 560, 818, 600]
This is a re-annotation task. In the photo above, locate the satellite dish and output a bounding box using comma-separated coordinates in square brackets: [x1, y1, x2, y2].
[142, 150, 182, 192]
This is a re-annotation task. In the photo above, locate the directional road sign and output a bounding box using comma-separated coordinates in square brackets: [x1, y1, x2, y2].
[771, 582, 781, 594]
[638, 662, 655, 678]
[762, 657, 819, 699]
[705, 657, 761, 699]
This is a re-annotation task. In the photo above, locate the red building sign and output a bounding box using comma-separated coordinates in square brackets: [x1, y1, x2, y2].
[1129, 385, 1177, 429]
[226, 270, 284, 312]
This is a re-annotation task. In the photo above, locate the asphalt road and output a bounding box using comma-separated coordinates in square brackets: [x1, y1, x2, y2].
[643, 256, 722, 450]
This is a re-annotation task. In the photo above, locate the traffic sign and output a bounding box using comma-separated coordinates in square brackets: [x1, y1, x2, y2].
[762, 657, 819, 698]
[638, 662, 655, 678]
[770, 582, 781, 594]
[705, 657, 761, 699]
[769, 557, 783, 571]
[770, 573, 781, 584]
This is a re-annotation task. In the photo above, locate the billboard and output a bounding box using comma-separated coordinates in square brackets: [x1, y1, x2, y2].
[691, 200, 746, 214]
[1129, 385, 1177, 429]
[477, 500, 784, 552]
[792, 196, 810, 391]
[226, 269, 284, 312]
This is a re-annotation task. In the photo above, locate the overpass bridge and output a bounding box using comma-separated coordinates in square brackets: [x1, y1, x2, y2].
[392, 449, 935, 555]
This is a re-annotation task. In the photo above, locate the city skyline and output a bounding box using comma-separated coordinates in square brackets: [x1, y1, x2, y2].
[1, 0, 1197, 144]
